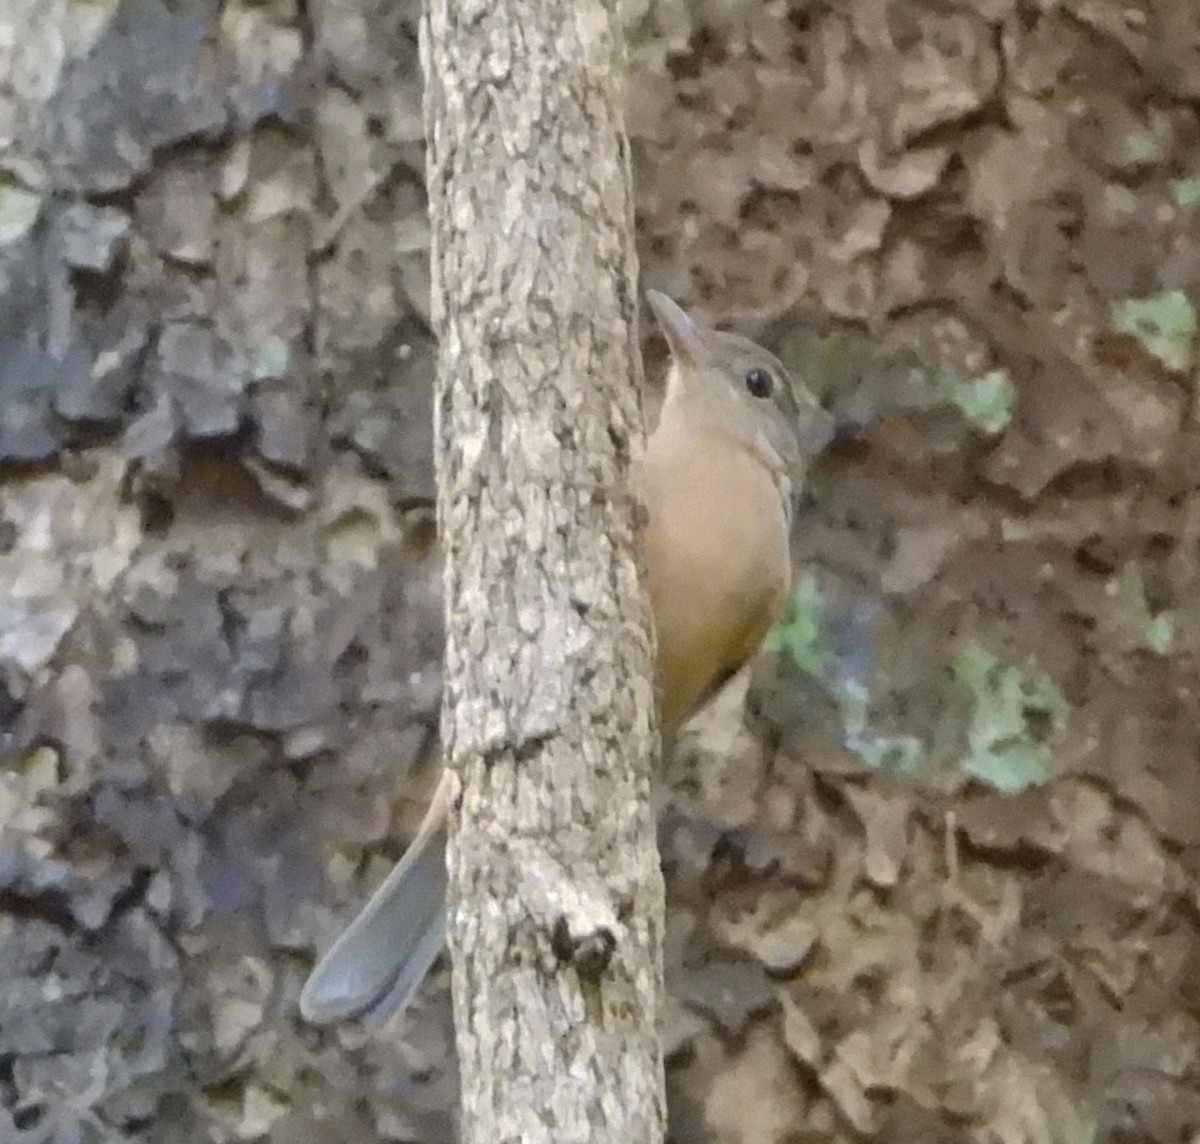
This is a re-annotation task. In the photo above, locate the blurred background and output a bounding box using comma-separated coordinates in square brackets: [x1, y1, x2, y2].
[1, 0, 1198, 1140]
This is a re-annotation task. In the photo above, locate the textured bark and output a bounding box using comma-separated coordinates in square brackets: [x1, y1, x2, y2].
[0, 1, 457, 1138]
[423, 0, 666, 1140]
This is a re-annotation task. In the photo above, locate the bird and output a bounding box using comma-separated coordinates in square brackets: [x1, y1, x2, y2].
[299, 291, 834, 1027]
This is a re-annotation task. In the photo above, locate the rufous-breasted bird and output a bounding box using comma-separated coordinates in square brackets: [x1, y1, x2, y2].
[299, 292, 834, 1026]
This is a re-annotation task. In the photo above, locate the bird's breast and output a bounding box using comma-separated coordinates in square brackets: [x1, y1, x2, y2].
[640, 424, 793, 733]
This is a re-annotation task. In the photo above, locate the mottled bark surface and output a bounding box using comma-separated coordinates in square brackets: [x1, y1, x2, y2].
[424, 0, 666, 1140]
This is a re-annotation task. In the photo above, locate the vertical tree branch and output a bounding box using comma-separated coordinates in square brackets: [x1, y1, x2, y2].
[422, 0, 666, 1140]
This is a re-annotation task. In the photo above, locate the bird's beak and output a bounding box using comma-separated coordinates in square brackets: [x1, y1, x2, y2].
[646, 291, 707, 369]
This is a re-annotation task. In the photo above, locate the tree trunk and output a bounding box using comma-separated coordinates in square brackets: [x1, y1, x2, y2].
[423, 1, 667, 1140]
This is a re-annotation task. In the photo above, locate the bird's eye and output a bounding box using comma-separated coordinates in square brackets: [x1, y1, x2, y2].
[744, 367, 773, 399]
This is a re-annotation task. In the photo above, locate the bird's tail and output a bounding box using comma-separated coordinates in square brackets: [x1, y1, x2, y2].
[300, 815, 448, 1028]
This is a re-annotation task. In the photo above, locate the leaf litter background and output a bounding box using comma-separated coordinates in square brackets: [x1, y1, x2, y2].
[2, 0, 1200, 1140]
